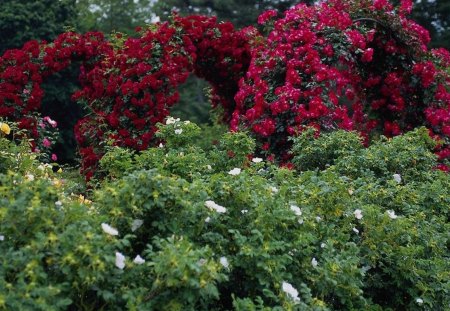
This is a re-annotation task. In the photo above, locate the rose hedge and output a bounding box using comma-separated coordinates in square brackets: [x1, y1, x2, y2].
[233, 0, 450, 166]
[0, 0, 449, 179]
[0, 31, 113, 171]
[0, 15, 251, 179]
[72, 16, 251, 179]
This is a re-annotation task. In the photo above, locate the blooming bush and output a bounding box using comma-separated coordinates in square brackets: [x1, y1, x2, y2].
[33, 115, 60, 162]
[0, 31, 113, 170]
[1, 0, 449, 178]
[72, 16, 251, 179]
[1, 2, 449, 308]
[0, 15, 251, 179]
[1, 121, 449, 310]
[233, 0, 450, 166]
[0, 31, 112, 133]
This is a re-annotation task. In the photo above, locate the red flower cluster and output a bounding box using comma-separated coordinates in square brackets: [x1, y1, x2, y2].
[72, 17, 252, 178]
[174, 15, 252, 120]
[0, 31, 113, 175]
[232, 0, 450, 167]
[0, 16, 251, 179]
[1, 0, 449, 177]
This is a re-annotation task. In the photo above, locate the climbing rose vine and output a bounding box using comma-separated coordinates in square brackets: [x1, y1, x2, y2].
[0, 16, 251, 179]
[0, 31, 113, 169]
[233, 0, 450, 165]
[0, 0, 449, 179]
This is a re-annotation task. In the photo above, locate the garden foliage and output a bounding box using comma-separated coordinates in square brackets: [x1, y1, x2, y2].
[0, 1, 449, 308]
[0, 0, 449, 180]
[0, 120, 449, 310]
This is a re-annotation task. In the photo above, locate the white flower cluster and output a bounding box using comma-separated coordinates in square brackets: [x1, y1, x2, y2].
[219, 256, 229, 269]
[115, 252, 145, 270]
[393, 173, 402, 184]
[131, 219, 144, 232]
[387, 210, 398, 219]
[165, 116, 180, 125]
[290, 203, 305, 224]
[354, 209, 363, 220]
[101, 224, 146, 269]
[290, 204, 302, 216]
[133, 255, 145, 265]
[101, 223, 118, 236]
[115, 252, 145, 269]
[115, 252, 126, 269]
[252, 157, 263, 163]
[282, 281, 300, 302]
[25, 174, 35, 181]
[165, 116, 188, 135]
[205, 200, 227, 213]
[37, 163, 52, 172]
[228, 168, 241, 175]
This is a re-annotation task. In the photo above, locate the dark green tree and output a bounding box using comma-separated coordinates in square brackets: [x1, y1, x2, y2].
[410, 0, 450, 49]
[170, 75, 211, 124]
[76, 0, 154, 35]
[153, 0, 304, 28]
[0, 0, 77, 55]
[0, 0, 83, 163]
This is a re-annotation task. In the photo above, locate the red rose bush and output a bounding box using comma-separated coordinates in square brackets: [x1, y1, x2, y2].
[233, 0, 450, 167]
[0, 0, 449, 178]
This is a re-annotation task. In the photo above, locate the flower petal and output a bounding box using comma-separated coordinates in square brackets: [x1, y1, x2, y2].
[102, 223, 119, 236]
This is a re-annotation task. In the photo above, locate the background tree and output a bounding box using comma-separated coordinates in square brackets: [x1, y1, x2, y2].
[0, 0, 82, 163]
[0, 0, 77, 55]
[410, 0, 450, 49]
[76, 0, 154, 35]
[152, 0, 305, 28]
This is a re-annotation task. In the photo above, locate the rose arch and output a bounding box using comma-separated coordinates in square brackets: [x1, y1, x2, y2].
[233, 0, 450, 165]
[0, 15, 252, 179]
[1, 0, 449, 179]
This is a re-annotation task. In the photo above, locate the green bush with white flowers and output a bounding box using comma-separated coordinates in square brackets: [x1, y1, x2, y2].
[0, 120, 449, 310]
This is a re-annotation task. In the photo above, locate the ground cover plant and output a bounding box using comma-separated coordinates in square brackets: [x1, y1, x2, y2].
[0, 0, 449, 310]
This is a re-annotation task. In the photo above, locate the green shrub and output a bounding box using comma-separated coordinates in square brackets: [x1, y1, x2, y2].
[333, 128, 439, 183]
[291, 128, 364, 171]
[0, 122, 36, 175]
[1, 121, 449, 310]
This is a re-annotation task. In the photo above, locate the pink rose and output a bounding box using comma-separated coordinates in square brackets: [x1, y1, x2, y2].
[42, 138, 51, 148]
